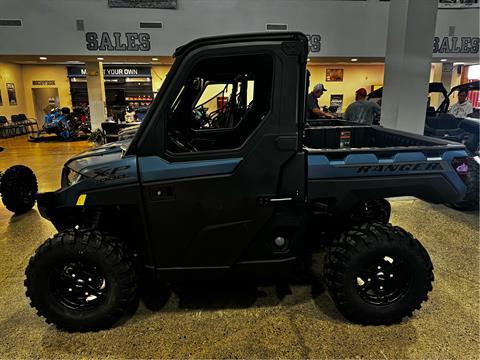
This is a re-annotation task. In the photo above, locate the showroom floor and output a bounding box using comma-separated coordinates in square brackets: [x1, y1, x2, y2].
[0, 135, 478, 359]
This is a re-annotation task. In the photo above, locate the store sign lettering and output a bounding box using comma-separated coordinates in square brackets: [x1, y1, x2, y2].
[86, 32, 151, 51]
[433, 36, 479, 54]
[306, 34, 321, 53]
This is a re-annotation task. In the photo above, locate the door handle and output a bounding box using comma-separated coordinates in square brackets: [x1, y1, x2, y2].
[149, 186, 175, 201]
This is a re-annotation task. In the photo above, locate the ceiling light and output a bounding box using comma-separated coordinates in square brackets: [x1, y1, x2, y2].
[97, 57, 104, 61]
[152, 57, 159, 61]
[454, 62, 465, 66]
[39, 56, 47, 60]
[440, 58, 448, 62]
[351, 58, 358, 62]
[307, 58, 311, 62]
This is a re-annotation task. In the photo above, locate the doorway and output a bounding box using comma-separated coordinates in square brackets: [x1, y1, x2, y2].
[32, 88, 59, 127]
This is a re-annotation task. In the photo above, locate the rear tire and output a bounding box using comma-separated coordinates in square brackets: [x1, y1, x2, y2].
[1, 165, 37, 214]
[323, 222, 433, 325]
[25, 229, 137, 332]
[448, 157, 479, 211]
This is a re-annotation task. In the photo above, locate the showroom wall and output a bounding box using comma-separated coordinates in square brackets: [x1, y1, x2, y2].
[308, 64, 384, 111]
[0, 62, 27, 119]
[0, 0, 477, 61]
[151, 65, 171, 92]
[21, 65, 72, 119]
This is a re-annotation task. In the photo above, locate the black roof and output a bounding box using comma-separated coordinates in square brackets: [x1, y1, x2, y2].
[174, 31, 308, 58]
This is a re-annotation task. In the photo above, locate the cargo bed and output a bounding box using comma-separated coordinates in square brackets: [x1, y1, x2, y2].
[304, 125, 465, 159]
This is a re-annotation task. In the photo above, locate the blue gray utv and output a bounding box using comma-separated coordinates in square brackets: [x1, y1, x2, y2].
[25, 32, 469, 332]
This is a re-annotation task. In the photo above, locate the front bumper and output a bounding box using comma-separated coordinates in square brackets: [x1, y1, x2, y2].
[36, 191, 57, 221]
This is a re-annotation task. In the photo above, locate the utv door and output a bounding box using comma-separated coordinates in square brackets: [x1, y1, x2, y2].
[136, 34, 308, 274]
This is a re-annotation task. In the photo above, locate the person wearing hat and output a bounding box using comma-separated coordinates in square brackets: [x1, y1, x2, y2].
[343, 88, 381, 124]
[307, 84, 335, 119]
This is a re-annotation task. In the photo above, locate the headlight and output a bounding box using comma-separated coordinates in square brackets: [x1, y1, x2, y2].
[62, 167, 83, 187]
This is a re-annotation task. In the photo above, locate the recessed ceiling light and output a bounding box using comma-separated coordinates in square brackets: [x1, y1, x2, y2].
[351, 58, 358, 62]
[152, 57, 159, 61]
[97, 57, 104, 61]
[307, 58, 311, 62]
[39, 57, 47, 60]
[440, 58, 448, 62]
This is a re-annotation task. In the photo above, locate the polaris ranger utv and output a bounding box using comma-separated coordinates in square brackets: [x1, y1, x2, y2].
[26, 33, 469, 332]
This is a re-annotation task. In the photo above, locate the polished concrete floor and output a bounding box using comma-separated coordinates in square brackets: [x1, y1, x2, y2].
[0, 135, 478, 359]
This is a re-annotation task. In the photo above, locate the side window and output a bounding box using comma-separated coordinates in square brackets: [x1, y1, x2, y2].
[166, 54, 273, 153]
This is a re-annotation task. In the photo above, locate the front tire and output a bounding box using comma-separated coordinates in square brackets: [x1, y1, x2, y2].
[1, 165, 37, 214]
[25, 229, 137, 332]
[323, 222, 433, 325]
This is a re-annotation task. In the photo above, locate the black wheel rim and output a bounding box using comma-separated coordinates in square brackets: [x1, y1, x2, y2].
[356, 255, 409, 305]
[50, 260, 107, 311]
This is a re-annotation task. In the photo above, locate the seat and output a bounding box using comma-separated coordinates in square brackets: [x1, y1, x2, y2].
[17, 113, 39, 133]
[101, 122, 120, 143]
[0, 116, 15, 138]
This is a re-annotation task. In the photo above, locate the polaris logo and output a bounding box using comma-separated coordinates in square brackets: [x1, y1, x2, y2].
[356, 162, 442, 174]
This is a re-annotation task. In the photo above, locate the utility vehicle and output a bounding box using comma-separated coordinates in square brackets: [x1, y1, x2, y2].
[0, 147, 38, 214]
[26, 33, 469, 332]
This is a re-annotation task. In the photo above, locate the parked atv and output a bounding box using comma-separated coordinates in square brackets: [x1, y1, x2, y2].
[31, 106, 91, 141]
[26, 32, 469, 332]
[368, 81, 479, 211]
[0, 148, 38, 214]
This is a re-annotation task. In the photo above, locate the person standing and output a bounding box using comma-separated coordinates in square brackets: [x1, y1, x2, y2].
[343, 88, 381, 125]
[449, 90, 473, 118]
[307, 84, 335, 119]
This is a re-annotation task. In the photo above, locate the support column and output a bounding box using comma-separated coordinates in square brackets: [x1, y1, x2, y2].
[441, 62, 453, 91]
[430, 63, 443, 108]
[381, 0, 439, 134]
[86, 62, 106, 130]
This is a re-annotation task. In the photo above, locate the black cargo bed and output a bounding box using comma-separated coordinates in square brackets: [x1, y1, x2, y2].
[304, 125, 465, 159]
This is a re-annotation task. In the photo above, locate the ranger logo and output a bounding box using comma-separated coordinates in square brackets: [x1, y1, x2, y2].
[356, 162, 442, 174]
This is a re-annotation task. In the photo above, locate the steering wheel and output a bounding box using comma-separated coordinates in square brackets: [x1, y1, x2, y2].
[168, 129, 198, 152]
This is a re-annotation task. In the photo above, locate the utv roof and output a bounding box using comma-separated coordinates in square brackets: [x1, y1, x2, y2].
[174, 32, 308, 58]
[367, 82, 448, 100]
[450, 80, 480, 94]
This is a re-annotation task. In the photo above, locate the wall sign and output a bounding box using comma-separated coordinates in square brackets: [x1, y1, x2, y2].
[108, 0, 177, 9]
[6, 83, 17, 105]
[86, 32, 151, 51]
[326, 69, 343, 82]
[433, 36, 479, 54]
[67, 66, 151, 78]
[306, 34, 321, 53]
[32, 80, 55, 86]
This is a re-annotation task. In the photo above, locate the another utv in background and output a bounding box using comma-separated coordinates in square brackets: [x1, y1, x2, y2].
[368, 81, 479, 211]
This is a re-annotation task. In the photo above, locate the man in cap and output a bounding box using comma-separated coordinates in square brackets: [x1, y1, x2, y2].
[307, 84, 335, 119]
[343, 88, 381, 124]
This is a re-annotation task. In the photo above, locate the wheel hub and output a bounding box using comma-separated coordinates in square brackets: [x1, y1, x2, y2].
[50, 261, 107, 310]
[356, 255, 408, 305]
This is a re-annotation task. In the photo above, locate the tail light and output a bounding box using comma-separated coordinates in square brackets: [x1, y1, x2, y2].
[452, 157, 469, 181]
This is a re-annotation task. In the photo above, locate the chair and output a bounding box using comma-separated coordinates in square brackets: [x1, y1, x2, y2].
[101, 122, 120, 143]
[0, 116, 15, 138]
[11, 114, 28, 135]
[17, 113, 39, 133]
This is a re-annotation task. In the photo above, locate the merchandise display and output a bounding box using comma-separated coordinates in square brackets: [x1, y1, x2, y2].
[23, 33, 471, 332]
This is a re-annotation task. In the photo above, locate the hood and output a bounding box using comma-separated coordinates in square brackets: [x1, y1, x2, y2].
[64, 139, 137, 188]
[74, 139, 132, 159]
